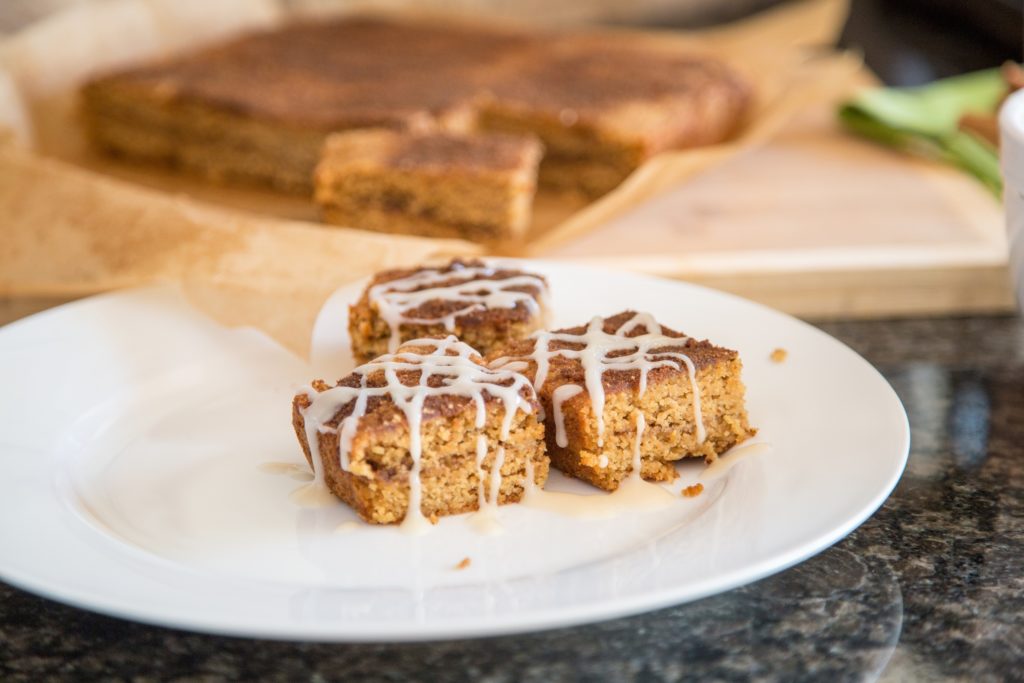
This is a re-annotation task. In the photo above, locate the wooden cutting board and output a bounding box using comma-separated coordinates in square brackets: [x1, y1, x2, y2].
[537, 105, 1015, 319]
[2, 106, 1012, 327]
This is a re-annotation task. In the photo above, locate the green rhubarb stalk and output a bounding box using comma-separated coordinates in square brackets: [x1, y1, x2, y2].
[838, 68, 1006, 197]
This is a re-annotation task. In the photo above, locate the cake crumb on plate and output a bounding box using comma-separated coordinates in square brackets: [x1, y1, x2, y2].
[682, 483, 704, 498]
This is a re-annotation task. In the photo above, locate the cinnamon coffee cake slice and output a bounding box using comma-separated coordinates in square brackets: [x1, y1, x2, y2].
[489, 311, 754, 491]
[348, 259, 549, 364]
[292, 336, 548, 527]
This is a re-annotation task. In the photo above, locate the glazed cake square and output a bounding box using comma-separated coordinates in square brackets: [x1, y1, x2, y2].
[489, 311, 754, 491]
[292, 336, 549, 526]
[348, 259, 549, 364]
[315, 129, 542, 241]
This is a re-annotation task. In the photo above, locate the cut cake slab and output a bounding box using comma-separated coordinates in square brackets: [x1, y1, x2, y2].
[478, 38, 751, 197]
[81, 18, 530, 192]
[316, 129, 542, 241]
[81, 17, 749, 198]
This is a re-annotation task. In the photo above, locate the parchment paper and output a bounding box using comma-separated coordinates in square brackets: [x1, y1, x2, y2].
[0, 0, 855, 355]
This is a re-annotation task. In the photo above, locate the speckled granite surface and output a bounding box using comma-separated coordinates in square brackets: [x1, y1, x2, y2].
[2, 315, 1023, 682]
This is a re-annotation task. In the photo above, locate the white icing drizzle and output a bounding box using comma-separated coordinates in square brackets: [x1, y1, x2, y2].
[475, 434, 488, 509]
[551, 384, 583, 448]
[491, 312, 706, 470]
[685, 360, 707, 444]
[701, 441, 772, 480]
[519, 426, 679, 521]
[299, 336, 535, 533]
[471, 439, 507, 536]
[368, 262, 550, 354]
[615, 311, 662, 337]
[524, 453, 537, 497]
[488, 446, 507, 508]
[260, 461, 314, 481]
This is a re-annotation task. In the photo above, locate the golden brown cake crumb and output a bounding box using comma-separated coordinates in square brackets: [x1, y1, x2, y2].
[682, 483, 704, 498]
[454, 557, 472, 570]
[292, 336, 548, 525]
[348, 258, 549, 364]
[770, 348, 788, 363]
[489, 311, 755, 491]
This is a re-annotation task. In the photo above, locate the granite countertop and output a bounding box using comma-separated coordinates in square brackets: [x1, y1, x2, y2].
[1, 314, 1022, 682]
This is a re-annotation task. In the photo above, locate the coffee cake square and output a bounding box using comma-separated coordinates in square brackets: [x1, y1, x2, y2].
[348, 259, 549, 364]
[315, 129, 542, 242]
[489, 311, 754, 491]
[292, 336, 549, 526]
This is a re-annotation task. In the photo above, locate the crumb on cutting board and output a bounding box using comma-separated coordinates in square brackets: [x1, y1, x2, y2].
[454, 557, 472, 570]
[770, 348, 788, 363]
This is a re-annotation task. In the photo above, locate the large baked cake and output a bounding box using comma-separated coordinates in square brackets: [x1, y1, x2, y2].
[81, 18, 529, 192]
[82, 17, 750, 199]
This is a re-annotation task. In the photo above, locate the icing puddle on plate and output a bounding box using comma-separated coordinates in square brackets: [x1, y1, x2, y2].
[282, 438, 770, 528]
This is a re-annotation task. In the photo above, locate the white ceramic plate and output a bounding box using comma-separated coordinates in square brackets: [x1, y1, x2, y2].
[0, 262, 908, 641]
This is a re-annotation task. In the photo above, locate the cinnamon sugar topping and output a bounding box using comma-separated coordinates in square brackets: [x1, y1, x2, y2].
[368, 261, 549, 354]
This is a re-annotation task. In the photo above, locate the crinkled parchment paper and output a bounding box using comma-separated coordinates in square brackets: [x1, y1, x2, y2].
[0, 0, 855, 355]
